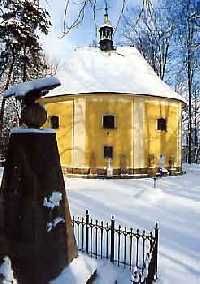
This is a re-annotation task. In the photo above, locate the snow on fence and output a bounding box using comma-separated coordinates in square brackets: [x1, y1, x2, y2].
[72, 210, 159, 284]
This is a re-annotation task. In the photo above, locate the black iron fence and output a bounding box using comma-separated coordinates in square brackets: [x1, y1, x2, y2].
[72, 210, 159, 284]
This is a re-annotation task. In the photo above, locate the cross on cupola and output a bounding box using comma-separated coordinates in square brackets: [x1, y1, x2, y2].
[99, 2, 114, 51]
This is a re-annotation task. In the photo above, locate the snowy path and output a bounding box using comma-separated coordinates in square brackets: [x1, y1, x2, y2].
[66, 165, 200, 284]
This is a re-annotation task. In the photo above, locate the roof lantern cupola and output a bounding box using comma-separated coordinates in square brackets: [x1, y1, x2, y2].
[99, 4, 114, 51]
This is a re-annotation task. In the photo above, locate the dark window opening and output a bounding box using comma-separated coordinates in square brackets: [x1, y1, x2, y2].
[103, 115, 115, 129]
[50, 116, 59, 129]
[157, 118, 167, 131]
[104, 146, 113, 159]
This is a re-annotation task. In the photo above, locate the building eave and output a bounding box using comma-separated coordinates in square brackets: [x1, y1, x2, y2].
[42, 91, 186, 104]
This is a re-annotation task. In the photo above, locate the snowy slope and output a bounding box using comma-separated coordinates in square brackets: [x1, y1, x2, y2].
[45, 46, 184, 102]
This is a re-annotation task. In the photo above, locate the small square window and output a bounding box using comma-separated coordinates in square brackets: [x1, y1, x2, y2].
[157, 118, 167, 131]
[50, 116, 59, 129]
[103, 115, 115, 129]
[104, 146, 113, 159]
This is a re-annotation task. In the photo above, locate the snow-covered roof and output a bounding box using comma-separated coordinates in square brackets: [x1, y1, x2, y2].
[45, 47, 184, 102]
[100, 23, 113, 28]
[4, 76, 61, 98]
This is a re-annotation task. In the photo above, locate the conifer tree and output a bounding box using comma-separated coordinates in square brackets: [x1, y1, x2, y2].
[0, 0, 50, 86]
[0, 0, 51, 158]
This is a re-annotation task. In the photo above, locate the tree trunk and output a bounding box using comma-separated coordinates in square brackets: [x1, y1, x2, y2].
[187, 15, 193, 164]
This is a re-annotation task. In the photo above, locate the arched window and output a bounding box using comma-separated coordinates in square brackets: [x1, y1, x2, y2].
[157, 118, 167, 131]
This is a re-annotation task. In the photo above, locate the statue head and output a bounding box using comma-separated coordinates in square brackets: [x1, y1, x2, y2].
[21, 102, 47, 128]
[3, 76, 61, 129]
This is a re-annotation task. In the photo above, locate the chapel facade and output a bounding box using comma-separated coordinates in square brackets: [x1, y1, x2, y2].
[42, 11, 184, 176]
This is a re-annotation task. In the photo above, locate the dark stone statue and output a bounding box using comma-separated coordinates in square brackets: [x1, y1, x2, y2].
[0, 77, 78, 283]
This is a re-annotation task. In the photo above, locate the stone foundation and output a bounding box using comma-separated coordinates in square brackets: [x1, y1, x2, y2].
[62, 167, 182, 177]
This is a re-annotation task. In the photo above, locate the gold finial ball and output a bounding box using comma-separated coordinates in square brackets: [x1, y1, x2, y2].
[21, 103, 47, 128]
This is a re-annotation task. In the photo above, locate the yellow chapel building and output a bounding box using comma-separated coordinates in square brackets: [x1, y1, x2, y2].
[42, 13, 184, 176]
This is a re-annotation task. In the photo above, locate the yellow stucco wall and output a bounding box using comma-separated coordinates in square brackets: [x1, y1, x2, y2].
[73, 98, 87, 168]
[41, 93, 182, 172]
[85, 95, 133, 169]
[144, 98, 182, 168]
[43, 99, 73, 166]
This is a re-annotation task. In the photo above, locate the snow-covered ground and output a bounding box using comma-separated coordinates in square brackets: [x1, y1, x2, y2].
[51, 254, 97, 284]
[65, 164, 200, 284]
[0, 164, 199, 283]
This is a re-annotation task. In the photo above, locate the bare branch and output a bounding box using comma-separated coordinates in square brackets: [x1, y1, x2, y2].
[114, 0, 127, 34]
[63, 0, 88, 36]
[62, 0, 128, 37]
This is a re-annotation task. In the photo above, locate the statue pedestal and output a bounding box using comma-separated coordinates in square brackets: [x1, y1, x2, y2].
[0, 128, 78, 284]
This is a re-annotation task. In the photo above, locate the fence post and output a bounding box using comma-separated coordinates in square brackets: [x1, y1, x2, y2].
[154, 222, 159, 279]
[110, 216, 115, 263]
[86, 210, 89, 254]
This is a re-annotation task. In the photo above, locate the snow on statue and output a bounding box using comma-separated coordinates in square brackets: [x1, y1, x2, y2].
[0, 77, 96, 284]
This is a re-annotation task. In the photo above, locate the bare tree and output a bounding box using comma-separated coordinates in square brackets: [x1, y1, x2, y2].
[121, 0, 173, 80]
[168, 0, 200, 163]
[122, 0, 200, 163]
[62, 0, 127, 36]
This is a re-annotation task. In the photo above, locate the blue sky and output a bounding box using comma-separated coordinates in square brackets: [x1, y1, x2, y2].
[40, 0, 141, 60]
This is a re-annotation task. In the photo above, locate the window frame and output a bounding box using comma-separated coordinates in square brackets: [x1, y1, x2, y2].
[102, 113, 117, 129]
[156, 117, 167, 132]
[50, 115, 59, 129]
[103, 145, 113, 159]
